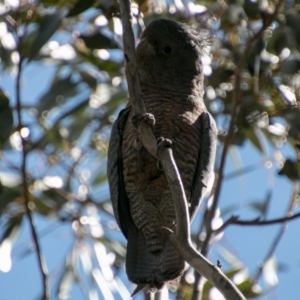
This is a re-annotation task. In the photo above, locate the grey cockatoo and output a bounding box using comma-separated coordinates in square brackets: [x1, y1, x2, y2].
[107, 18, 217, 294]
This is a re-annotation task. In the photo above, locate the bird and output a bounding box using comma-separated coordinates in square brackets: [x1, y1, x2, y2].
[107, 19, 217, 295]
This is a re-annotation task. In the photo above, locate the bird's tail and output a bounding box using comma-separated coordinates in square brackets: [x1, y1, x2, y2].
[126, 227, 185, 293]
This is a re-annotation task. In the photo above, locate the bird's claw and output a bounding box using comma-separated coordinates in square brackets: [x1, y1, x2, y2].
[157, 137, 172, 149]
[156, 137, 172, 170]
[132, 113, 155, 129]
[132, 113, 155, 151]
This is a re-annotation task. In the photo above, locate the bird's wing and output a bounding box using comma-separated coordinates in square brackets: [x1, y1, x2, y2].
[189, 111, 217, 219]
[107, 108, 136, 239]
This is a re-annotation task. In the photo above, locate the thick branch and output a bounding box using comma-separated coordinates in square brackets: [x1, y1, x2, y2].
[119, 0, 145, 116]
[157, 141, 190, 240]
[167, 233, 245, 300]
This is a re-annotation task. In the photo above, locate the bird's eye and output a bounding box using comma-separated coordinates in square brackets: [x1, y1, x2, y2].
[163, 46, 172, 54]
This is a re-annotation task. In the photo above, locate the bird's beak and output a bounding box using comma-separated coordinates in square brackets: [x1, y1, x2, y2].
[136, 38, 155, 63]
[131, 284, 147, 296]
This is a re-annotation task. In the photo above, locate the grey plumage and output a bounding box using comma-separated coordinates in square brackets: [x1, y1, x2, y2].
[107, 19, 217, 293]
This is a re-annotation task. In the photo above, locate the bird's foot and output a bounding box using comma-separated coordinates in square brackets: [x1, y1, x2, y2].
[132, 113, 156, 150]
[157, 137, 172, 148]
[132, 113, 155, 129]
[156, 137, 172, 170]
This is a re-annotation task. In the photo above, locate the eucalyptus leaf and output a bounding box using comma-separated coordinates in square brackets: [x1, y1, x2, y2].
[278, 159, 300, 180]
[80, 31, 119, 49]
[67, 0, 96, 17]
[0, 215, 23, 244]
[241, 126, 265, 153]
[56, 254, 75, 300]
[27, 10, 66, 61]
[0, 89, 13, 144]
[0, 186, 21, 213]
[78, 70, 98, 90]
[37, 76, 79, 114]
[237, 279, 261, 298]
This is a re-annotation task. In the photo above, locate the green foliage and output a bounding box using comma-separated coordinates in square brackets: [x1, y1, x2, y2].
[26, 10, 66, 61]
[0, 0, 300, 299]
[0, 89, 13, 145]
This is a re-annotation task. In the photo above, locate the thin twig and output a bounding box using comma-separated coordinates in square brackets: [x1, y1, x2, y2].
[214, 212, 300, 234]
[16, 41, 49, 300]
[224, 163, 262, 180]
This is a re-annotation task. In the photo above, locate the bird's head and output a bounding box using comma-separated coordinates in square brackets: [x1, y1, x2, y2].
[136, 19, 210, 94]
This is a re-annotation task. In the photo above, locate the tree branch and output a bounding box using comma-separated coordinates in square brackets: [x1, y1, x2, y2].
[157, 142, 190, 241]
[118, 1, 245, 299]
[16, 30, 49, 300]
[214, 212, 300, 234]
[119, 0, 145, 116]
[167, 232, 246, 300]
